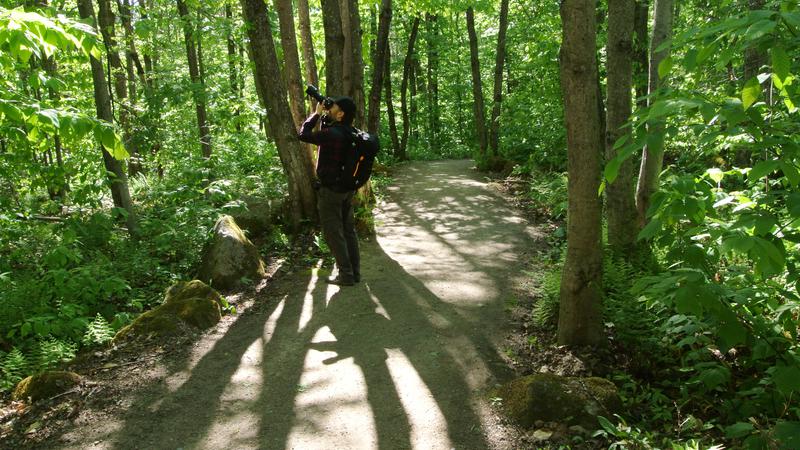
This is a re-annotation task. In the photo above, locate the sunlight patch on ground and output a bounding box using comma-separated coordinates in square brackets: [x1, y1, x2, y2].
[202, 410, 260, 449]
[298, 264, 321, 332]
[385, 348, 452, 450]
[286, 327, 376, 449]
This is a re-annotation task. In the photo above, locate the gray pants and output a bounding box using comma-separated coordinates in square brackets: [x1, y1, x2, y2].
[317, 186, 360, 279]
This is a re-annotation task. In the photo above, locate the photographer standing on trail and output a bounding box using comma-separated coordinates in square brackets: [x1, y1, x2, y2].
[298, 95, 361, 286]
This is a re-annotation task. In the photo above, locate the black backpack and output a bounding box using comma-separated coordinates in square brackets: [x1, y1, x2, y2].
[337, 127, 379, 191]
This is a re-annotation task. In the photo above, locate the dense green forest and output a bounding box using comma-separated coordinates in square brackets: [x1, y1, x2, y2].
[1, 0, 799, 447]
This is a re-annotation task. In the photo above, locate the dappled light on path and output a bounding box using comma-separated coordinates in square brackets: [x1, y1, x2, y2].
[50, 160, 536, 450]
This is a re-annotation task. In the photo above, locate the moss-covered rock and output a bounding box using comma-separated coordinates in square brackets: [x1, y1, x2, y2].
[12, 371, 82, 403]
[493, 373, 621, 429]
[197, 215, 266, 290]
[113, 280, 224, 343]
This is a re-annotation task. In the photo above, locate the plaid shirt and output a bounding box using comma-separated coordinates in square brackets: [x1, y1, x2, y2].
[298, 113, 351, 187]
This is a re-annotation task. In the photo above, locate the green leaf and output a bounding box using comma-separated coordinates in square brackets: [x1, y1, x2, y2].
[744, 19, 777, 41]
[637, 217, 662, 241]
[604, 157, 622, 184]
[742, 77, 761, 110]
[772, 362, 800, 395]
[749, 160, 779, 180]
[596, 416, 618, 435]
[772, 46, 790, 82]
[779, 161, 800, 186]
[658, 56, 673, 79]
[37, 109, 60, 130]
[774, 421, 800, 448]
[707, 168, 724, 184]
[725, 422, 755, 439]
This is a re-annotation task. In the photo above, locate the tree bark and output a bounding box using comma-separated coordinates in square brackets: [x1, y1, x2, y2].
[275, 0, 306, 128]
[605, 0, 638, 256]
[225, 4, 241, 129]
[341, 0, 366, 127]
[176, 0, 212, 158]
[385, 44, 400, 155]
[117, 0, 144, 175]
[632, 0, 649, 109]
[321, 0, 344, 95]
[398, 17, 419, 160]
[488, 0, 510, 157]
[425, 13, 439, 147]
[466, 7, 488, 157]
[367, 0, 392, 135]
[737, 0, 768, 167]
[240, 0, 317, 228]
[557, 0, 604, 346]
[297, 0, 319, 111]
[77, 0, 138, 236]
[635, 0, 674, 228]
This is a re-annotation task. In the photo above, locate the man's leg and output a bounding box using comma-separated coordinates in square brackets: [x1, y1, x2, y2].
[317, 187, 355, 283]
[342, 191, 360, 281]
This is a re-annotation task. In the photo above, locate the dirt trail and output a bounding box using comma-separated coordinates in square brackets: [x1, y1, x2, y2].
[46, 159, 543, 450]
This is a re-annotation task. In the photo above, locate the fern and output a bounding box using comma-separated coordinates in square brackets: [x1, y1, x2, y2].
[532, 268, 561, 328]
[82, 313, 114, 347]
[34, 337, 77, 372]
[1, 347, 30, 389]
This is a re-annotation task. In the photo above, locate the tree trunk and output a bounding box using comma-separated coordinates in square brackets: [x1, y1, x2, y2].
[77, 0, 138, 236]
[737, 0, 768, 167]
[275, 0, 306, 128]
[297, 0, 319, 111]
[117, 0, 144, 175]
[398, 17, 419, 159]
[176, 0, 212, 158]
[240, 0, 317, 228]
[466, 7, 488, 157]
[367, 0, 392, 135]
[341, 0, 366, 127]
[385, 45, 400, 154]
[225, 4, 241, 130]
[425, 13, 439, 147]
[632, 0, 649, 109]
[321, 0, 344, 95]
[635, 0, 674, 228]
[557, 0, 604, 346]
[488, 0, 510, 157]
[605, 0, 638, 256]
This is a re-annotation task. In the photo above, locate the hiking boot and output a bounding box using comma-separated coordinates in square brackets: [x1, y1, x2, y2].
[353, 273, 361, 283]
[326, 276, 355, 286]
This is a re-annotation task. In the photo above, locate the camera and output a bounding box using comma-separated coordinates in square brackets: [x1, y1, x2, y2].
[305, 85, 334, 109]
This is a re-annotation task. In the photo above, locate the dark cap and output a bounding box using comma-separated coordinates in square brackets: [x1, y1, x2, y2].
[331, 96, 356, 116]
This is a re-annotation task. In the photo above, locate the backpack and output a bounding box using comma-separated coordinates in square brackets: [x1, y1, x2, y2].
[337, 127, 379, 191]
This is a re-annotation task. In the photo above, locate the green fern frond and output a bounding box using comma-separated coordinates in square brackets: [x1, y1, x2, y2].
[82, 313, 114, 347]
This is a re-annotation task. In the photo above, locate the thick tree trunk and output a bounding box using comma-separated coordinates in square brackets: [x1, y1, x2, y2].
[605, 0, 638, 256]
[176, 0, 212, 158]
[488, 0, 510, 157]
[466, 7, 488, 157]
[341, 0, 366, 127]
[632, 0, 649, 109]
[635, 0, 674, 228]
[398, 18, 419, 159]
[425, 13, 439, 147]
[240, 0, 317, 228]
[367, 0, 392, 135]
[297, 0, 319, 111]
[275, 0, 306, 128]
[77, 0, 138, 236]
[385, 45, 400, 154]
[557, 0, 604, 346]
[321, 0, 344, 95]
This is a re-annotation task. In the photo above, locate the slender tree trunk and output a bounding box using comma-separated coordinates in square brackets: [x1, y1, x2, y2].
[635, 0, 674, 228]
[367, 0, 392, 135]
[605, 0, 638, 256]
[177, 0, 212, 158]
[117, 0, 144, 175]
[297, 0, 319, 111]
[557, 0, 604, 346]
[225, 4, 241, 130]
[488, 0, 510, 157]
[240, 0, 317, 227]
[385, 45, 400, 154]
[341, 0, 366, 127]
[737, 0, 768, 167]
[425, 13, 439, 147]
[275, 0, 306, 127]
[632, 0, 649, 109]
[466, 7, 488, 157]
[321, 0, 344, 95]
[77, 0, 138, 236]
[398, 17, 419, 159]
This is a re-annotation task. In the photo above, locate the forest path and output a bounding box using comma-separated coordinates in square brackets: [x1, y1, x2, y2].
[51, 159, 543, 450]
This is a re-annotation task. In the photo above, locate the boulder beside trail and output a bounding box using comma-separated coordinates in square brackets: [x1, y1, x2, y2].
[230, 196, 280, 237]
[113, 280, 225, 343]
[494, 373, 622, 429]
[197, 215, 266, 290]
[13, 371, 82, 403]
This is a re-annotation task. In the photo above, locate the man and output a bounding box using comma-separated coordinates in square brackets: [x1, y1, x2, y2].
[298, 96, 360, 286]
